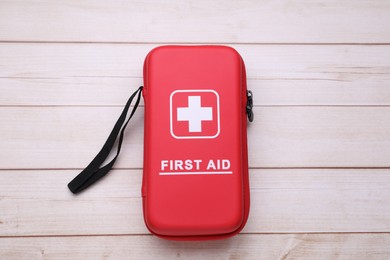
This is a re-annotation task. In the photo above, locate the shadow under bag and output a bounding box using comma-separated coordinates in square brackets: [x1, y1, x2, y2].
[68, 45, 254, 241]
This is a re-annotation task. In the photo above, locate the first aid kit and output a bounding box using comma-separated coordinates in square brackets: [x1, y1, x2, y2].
[68, 45, 253, 240]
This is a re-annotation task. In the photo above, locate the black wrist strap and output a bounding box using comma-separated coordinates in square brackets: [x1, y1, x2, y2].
[68, 86, 143, 194]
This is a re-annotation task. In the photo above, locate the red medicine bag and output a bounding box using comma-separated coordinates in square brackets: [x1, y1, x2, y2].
[68, 45, 254, 241]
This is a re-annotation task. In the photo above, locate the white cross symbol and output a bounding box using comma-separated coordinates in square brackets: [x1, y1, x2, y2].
[177, 96, 213, 132]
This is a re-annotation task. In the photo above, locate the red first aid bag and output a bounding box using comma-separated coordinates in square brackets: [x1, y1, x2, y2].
[68, 45, 253, 240]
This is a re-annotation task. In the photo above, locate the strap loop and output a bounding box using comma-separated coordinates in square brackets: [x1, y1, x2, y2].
[68, 86, 143, 194]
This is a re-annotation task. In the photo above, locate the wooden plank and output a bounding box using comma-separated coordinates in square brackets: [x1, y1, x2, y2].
[2, 234, 390, 259]
[3, 77, 390, 107]
[1, 44, 390, 106]
[1, 1, 390, 43]
[1, 169, 390, 236]
[2, 106, 390, 168]
[0, 107, 145, 169]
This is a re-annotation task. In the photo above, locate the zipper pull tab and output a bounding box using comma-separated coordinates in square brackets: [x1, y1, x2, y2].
[246, 90, 254, 122]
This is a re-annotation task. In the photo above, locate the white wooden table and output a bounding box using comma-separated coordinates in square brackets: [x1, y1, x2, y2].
[1, 1, 390, 259]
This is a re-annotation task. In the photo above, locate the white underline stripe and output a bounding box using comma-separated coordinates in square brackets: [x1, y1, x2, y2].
[159, 171, 233, 175]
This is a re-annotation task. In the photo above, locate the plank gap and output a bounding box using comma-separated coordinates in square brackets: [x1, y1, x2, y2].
[4, 166, 390, 171]
[2, 41, 390, 46]
[3, 231, 390, 239]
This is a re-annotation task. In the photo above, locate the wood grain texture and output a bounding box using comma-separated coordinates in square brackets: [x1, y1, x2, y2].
[2, 106, 390, 169]
[1, 44, 390, 106]
[1, 1, 390, 43]
[2, 234, 390, 259]
[1, 169, 390, 236]
[2, 0, 390, 258]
